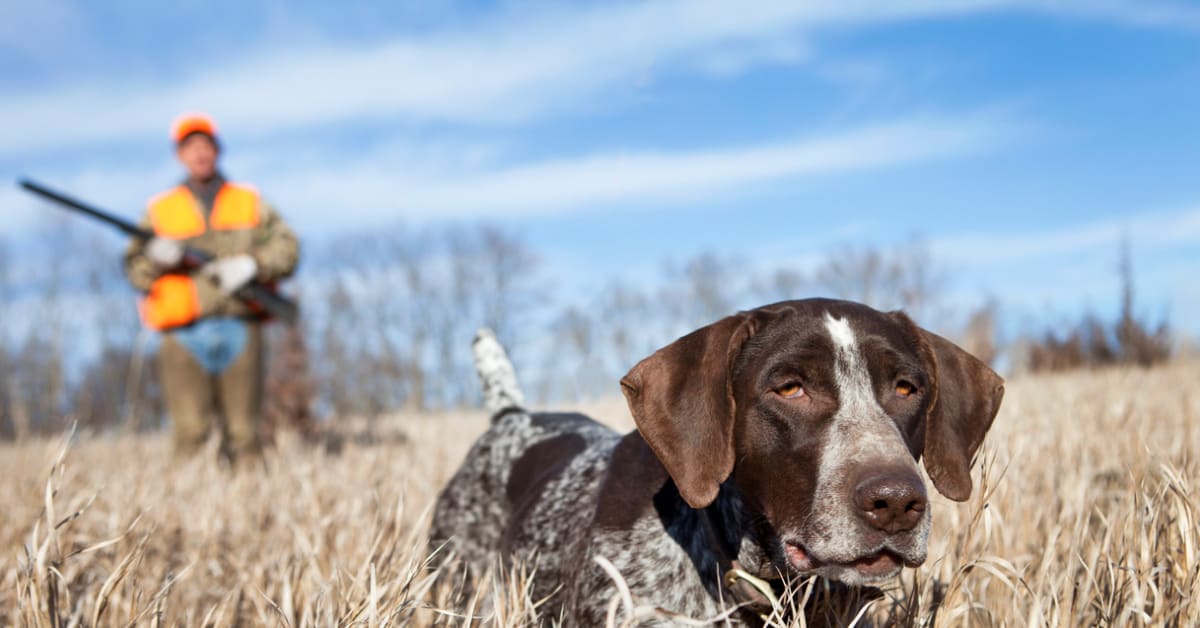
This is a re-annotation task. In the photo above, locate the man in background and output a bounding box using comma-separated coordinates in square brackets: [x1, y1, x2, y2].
[124, 113, 299, 465]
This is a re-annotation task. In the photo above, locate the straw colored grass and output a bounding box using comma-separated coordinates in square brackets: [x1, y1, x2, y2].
[3, 361, 1199, 626]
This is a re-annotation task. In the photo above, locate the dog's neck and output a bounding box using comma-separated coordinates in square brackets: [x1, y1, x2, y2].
[653, 480, 779, 619]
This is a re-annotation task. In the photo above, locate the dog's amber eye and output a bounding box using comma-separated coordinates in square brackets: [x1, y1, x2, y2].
[777, 383, 805, 399]
[895, 381, 916, 398]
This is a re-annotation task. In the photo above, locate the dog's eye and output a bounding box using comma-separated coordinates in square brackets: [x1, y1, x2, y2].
[776, 383, 805, 399]
[895, 380, 917, 398]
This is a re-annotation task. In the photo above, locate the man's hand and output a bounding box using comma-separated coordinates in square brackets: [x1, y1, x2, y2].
[202, 254, 258, 294]
[145, 237, 185, 268]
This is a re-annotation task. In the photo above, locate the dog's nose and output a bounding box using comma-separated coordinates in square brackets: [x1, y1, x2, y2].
[854, 471, 928, 533]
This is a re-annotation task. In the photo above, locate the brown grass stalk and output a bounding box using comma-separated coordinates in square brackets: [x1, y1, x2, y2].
[2, 363, 1199, 625]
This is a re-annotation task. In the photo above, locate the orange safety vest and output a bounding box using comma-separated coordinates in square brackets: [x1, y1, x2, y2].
[139, 183, 261, 330]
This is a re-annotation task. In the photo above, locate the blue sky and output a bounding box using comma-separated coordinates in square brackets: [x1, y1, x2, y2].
[2, 0, 1199, 340]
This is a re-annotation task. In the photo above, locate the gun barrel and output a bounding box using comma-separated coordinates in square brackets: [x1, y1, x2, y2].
[19, 178, 152, 239]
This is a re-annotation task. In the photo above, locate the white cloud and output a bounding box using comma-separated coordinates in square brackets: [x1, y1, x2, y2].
[1042, 0, 1200, 30]
[690, 36, 811, 78]
[932, 205, 1200, 266]
[254, 112, 1011, 227]
[1, 0, 1196, 157]
[0, 0, 90, 62]
[1, 111, 1009, 236]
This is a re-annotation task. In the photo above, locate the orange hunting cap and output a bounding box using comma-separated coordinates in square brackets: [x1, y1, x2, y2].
[171, 112, 219, 146]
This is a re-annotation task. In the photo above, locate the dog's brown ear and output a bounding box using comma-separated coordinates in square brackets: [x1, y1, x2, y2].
[620, 313, 759, 509]
[906, 319, 1005, 502]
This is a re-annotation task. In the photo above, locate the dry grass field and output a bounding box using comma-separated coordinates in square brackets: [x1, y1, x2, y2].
[3, 360, 1199, 626]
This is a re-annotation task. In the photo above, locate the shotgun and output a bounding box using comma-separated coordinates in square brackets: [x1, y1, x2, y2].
[18, 178, 299, 324]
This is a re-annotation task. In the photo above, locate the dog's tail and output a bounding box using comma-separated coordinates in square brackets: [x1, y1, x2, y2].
[473, 328, 525, 417]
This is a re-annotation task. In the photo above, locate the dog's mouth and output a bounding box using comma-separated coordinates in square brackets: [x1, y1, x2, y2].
[783, 541, 916, 582]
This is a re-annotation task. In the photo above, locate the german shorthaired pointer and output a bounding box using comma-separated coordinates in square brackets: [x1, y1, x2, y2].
[431, 298, 1004, 625]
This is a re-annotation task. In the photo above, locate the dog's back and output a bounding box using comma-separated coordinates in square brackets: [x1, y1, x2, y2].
[429, 330, 620, 613]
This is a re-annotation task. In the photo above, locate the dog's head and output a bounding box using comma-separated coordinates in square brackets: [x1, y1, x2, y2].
[620, 298, 1004, 585]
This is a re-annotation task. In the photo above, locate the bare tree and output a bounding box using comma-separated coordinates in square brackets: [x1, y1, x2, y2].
[548, 306, 596, 401]
[816, 246, 890, 306]
[658, 252, 742, 332]
[752, 267, 807, 305]
[0, 236, 17, 439]
[7, 217, 75, 435]
[1115, 236, 1171, 366]
[304, 223, 544, 416]
[1024, 237, 1170, 372]
[595, 282, 657, 376]
[960, 300, 999, 367]
[890, 240, 945, 323]
[460, 225, 543, 348]
[814, 238, 944, 321]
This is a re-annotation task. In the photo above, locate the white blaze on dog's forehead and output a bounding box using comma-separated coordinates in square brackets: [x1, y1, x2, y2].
[823, 313, 869, 389]
[824, 314, 856, 352]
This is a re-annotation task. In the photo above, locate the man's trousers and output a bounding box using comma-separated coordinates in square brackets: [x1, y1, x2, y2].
[159, 322, 263, 463]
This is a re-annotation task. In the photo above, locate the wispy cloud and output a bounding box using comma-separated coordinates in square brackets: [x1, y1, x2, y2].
[932, 205, 1200, 266]
[258, 112, 1013, 226]
[0, 0, 90, 65]
[1, 111, 1011, 235]
[1, 0, 1196, 157]
[1042, 0, 1200, 31]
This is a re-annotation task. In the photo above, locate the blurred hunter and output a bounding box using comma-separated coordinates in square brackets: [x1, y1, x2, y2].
[124, 113, 299, 464]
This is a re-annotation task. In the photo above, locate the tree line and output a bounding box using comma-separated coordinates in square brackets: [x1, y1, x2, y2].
[0, 220, 1173, 440]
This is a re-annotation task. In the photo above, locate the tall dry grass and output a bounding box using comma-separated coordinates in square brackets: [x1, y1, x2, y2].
[2, 361, 1199, 626]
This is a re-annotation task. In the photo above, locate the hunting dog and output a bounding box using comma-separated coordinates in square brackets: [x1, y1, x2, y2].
[430, 299, 1004, 624]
